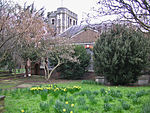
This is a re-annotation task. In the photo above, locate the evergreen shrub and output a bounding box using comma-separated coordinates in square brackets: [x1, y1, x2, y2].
[93, 24, 150, 85]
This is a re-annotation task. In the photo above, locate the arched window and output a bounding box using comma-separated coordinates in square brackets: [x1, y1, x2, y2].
[73, 20, 75, 25]
[52, 19, 55, 25]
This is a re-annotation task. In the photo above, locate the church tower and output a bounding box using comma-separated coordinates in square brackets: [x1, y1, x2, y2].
[47, 7, 78, 34]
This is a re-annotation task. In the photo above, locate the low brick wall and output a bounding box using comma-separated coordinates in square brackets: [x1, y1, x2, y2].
[0, 96, 5, 113]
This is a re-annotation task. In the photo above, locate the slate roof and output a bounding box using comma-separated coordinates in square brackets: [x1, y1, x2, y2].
[59, 25, 89, 38]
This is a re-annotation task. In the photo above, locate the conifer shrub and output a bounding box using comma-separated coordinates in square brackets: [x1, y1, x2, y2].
[93, 24, 150, 85]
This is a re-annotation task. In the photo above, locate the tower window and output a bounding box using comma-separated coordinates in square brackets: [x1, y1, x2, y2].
[73, 20, 75, 25]
[68, 17, 70, 27]
[52, 19, 55, 25]
[70, 19, 72, 25]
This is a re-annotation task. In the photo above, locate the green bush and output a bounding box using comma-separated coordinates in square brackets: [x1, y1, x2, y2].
[59, 45, 90, 79]
[93, 24, 150, 85]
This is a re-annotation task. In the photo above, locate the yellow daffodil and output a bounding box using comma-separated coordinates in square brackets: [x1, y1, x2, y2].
[46, 87, 51, 90]
[56, 88, 59, 90]
[65, 101, 68, 104]
[70, 111, 73, 113]
[21, 110, 24, 112]
[63, 108, 66, 112]
[71, 104, 74, 107]
[64, 88, 67, 91]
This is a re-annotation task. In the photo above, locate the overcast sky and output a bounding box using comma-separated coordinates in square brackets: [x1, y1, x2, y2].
[12, 0, 99, 24]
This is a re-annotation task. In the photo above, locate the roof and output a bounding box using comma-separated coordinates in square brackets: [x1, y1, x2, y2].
[59, 25, 91, 38]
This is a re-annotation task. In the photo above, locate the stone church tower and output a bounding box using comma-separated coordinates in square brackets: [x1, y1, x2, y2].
[47, 7, 78, 34]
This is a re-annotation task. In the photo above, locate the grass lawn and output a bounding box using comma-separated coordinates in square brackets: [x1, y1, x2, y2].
[0, 81, 150, 113]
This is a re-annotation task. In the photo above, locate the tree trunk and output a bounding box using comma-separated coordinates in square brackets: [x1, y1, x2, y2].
[43, 57, 49, 80]
[44, 67, 47, 79]
[14, 68, 16, 76]
[44, 63, 49, 80]
[25, 64, 28, 77]
[47, 56, 61, 80]
[47, 62, 61, 80]
[14, 58, 17, 77]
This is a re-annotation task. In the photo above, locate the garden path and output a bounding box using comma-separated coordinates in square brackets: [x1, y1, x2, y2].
[0, 75, 81, 89]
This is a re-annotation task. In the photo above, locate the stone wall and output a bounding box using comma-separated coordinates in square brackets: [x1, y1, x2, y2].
[95, 75, 150, 86]
[137, 75, 150, 85]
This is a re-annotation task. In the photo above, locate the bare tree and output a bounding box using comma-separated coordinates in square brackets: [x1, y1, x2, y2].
[0, 0, 19, 62]
[93, 0, 150, 32]
[17, 3, 53, 77]
[0, 0, 53, 76]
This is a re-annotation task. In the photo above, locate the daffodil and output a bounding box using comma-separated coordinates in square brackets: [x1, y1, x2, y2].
[65, 101, 68, 104]
[63, 108, 66, 112]
[21, 109, 24, 112]
[64, 88, 67, 91]
[70, 111, 73, 113]
[71, 104, 74, 107]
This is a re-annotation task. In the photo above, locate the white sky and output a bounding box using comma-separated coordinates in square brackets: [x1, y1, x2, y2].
[12, 0, 99, 24]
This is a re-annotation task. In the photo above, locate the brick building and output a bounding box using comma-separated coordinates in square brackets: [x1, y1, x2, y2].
[59, 25, 100, 72]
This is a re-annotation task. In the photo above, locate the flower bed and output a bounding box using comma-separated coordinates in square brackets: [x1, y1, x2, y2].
[30, 84, 81, 101]
[0, 82, 150, 113]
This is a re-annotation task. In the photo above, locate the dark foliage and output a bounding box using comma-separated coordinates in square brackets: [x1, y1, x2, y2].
[93, 24, 150, 85]
[58, 45, 90, 79]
